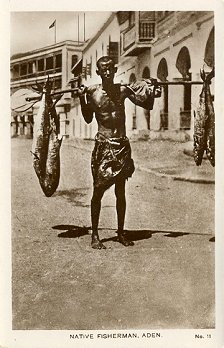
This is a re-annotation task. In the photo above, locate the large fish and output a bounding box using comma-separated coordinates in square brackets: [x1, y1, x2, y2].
[31, 77, 63, 196]
[205, 70, 215, 167]
[193, 68, 215, 166]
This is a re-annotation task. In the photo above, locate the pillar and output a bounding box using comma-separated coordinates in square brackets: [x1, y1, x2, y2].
[11, 116, 18, 137]
[168, 84, 184, 130]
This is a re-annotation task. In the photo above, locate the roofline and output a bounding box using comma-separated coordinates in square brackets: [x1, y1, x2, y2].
[11, 40, 85, 61]
[83, 12, 116, 53]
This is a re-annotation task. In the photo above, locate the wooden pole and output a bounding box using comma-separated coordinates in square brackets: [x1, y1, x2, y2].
[78, 14, 79, 45]
[26, 81, 206, 102]
[83, 12, 85, 41]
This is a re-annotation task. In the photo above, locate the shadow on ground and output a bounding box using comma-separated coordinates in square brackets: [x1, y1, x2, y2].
[52, 225, 213, 243]
[53, 188, 90, 207]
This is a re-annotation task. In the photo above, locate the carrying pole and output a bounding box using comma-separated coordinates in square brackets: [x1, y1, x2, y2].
[26, 80, 207, 102]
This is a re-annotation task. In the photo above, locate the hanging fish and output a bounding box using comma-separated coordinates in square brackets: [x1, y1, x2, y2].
[193, 68, 215, 166]
[31, 77, 63, 196]
[193, 70, 208, 166]
[205, 69, 215, 167]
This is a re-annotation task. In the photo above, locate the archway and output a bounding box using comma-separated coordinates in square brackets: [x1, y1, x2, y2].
[129, 73, 137, 129]
[176, 46, 191, 80]
[176, 46, 191, 129]
[142, 67, 151, 129]
[142, 66, 150, 79]
[157, 58, 168, 130]
[204, 27, 214, 68]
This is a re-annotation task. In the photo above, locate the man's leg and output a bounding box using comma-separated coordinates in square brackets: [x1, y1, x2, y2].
[115, 178, 134, 246]
[91, 186, 106, 249]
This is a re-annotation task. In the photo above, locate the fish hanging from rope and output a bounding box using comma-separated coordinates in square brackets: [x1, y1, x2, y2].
[31, 77, 63, 196]
[193, 68, 215, 167]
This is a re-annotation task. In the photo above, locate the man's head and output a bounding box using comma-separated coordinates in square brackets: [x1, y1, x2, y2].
[96, 56, 117, 83]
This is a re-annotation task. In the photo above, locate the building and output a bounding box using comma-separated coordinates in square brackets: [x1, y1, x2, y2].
[71, 11, 214, 141]
[11, 12, 214, 142]
[70, 13, 120, 139]
[10, 40, 84, 138]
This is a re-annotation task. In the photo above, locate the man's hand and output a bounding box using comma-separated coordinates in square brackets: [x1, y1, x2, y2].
[77, 85, 87, 98]
[146, 78, 162, 98]
[153, 83, 162, 98]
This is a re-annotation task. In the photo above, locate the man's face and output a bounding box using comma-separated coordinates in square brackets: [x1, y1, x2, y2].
[97, 61, 116, 82]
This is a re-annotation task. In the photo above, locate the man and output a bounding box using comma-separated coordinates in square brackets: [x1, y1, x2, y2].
[78, 56, 161, 249]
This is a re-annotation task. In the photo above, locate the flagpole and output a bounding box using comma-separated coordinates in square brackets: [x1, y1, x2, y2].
[83, 12, 85, 42]
[78, 14, 79, 45]
[49, 20, 56, 44]
[54, 21, 56, 44]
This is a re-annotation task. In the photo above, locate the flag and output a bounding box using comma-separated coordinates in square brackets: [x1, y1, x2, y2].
[49, 20, 56, 29]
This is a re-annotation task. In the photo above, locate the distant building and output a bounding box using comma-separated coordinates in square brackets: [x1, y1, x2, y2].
[71, 11, 214, 141]
[10, 40, 84, 138]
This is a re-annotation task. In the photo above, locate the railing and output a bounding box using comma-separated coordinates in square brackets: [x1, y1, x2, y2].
[121, 20, 155, 55]
[139, 21, 155, 40]
[11, 67, 62, 81]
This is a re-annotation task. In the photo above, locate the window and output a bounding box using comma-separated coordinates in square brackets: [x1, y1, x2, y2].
[55, 54, 62, 70]
[108, 42, 119, 64]
[28, 62, 33, 74]
[20, 63, 27, 76]
[37, 59, 44, 72]
[13, 64, 19, 78]
[71, 55, 78, 69]
[46, 56, 54, 70]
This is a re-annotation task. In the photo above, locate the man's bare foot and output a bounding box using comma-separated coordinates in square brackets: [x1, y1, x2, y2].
[91, 239, 106, 249]
[117, 232, 134, 247]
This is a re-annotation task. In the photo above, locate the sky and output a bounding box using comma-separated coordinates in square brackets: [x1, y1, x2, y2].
[10, 11, 112, 56]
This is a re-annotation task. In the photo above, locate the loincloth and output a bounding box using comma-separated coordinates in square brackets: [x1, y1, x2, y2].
[91, 133, 135, 189]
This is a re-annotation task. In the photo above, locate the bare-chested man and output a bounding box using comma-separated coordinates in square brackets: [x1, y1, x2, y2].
[78, 56, 161, 249]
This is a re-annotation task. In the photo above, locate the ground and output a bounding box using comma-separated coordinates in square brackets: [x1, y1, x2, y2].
[11, 138, 215, 330]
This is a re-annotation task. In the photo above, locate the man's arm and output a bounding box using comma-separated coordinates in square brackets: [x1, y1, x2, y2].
[78, 86, 94, 124]
[124, 79, 162, 110]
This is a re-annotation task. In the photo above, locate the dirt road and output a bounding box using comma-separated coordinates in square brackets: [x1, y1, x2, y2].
[11, 139, 215, 330]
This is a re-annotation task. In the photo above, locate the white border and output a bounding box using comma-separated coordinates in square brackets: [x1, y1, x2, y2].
[1, 1, 223, 347]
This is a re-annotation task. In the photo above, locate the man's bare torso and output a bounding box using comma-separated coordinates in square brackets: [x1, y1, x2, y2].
[87, 83, 128, 138]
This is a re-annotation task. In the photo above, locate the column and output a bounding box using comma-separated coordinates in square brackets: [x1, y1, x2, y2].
[11, 115, 18, 137]
[168, 84, 184, 130]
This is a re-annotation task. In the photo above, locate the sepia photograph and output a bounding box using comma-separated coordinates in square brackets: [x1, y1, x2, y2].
[1, 1, 224, 347]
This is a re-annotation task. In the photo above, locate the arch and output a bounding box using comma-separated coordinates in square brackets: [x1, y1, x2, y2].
[129, 73, 136, 84]
[204, 27, 214, 68]
[142, 66, 150, 79]
[157, 58, 168, 82]
[176, 47, 192, 129]
[129, 73, 137, 130]
[157, 58, 169, 130]
[176, 46, 191, 79]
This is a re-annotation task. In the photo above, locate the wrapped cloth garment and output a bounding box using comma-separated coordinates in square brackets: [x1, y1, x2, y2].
[128, 78, 161, 110]
[91, 133, 135, 190]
